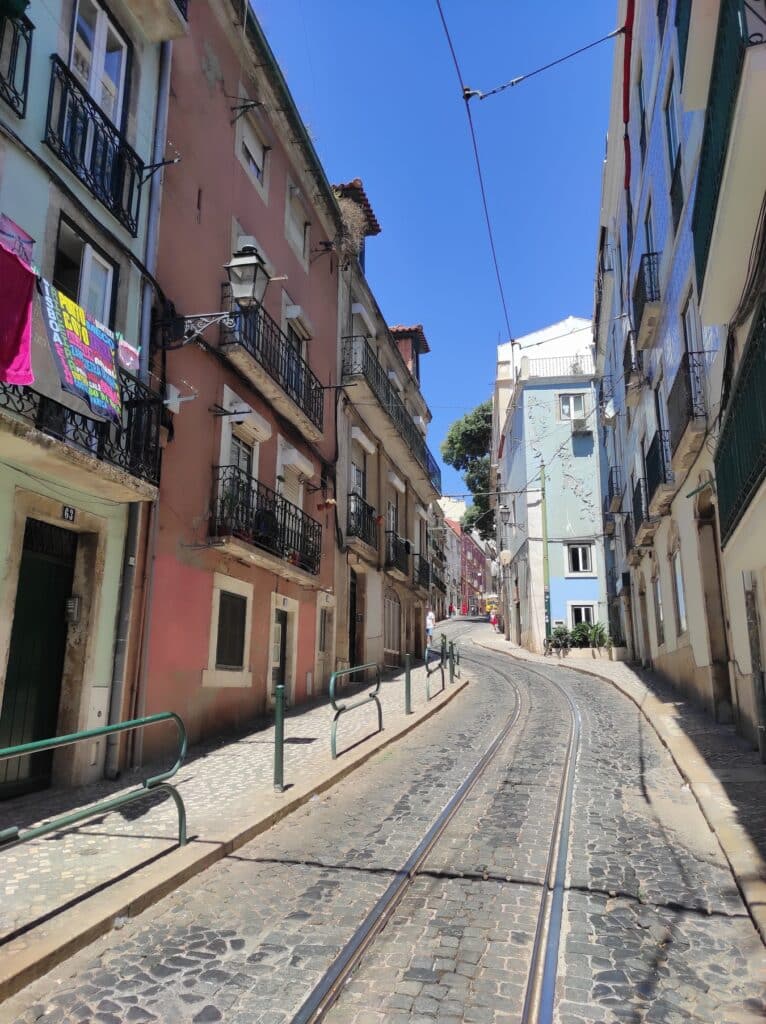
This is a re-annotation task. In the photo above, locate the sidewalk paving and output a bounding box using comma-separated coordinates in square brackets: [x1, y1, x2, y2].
[0, 657, 468, 999]
[475, 632, 766, 945]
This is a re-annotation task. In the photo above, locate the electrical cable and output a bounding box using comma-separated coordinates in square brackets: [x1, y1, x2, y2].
[434, 0, 513, 342]
[465, 26, 625, 101]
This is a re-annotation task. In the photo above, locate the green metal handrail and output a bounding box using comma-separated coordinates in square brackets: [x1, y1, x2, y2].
[329, 663, 382, 759]
[424, 637, 446, 699]
[0, 712, 188, 848]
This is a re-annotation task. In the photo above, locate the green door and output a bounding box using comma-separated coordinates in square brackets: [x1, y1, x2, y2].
[0, 519, 77, 799]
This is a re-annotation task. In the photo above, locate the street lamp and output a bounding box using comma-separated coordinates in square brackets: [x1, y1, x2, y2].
[169, 246, 271, 343]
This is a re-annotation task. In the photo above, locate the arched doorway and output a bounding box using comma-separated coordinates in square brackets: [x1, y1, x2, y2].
[696, 483, 732, 721]
[384, 589, 401, 668]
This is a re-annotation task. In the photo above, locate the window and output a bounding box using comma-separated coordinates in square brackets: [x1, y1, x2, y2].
[559, 393, 586, 420]
[71, 0, 128, 125]
[664, 69, 680, 168]
[286, 183, 310, 263]
[203, 574, 253, 688]
[657, 0, 668, 41]
[350, 457, 366, 498]
[240, 117, 268, 186]
[568, 544, 593, 574]
[53, 218, 116, 326]
[644, 200, 655, 254]
[318, 607, 330, 653]
[230, 434, 253, 476]
[672, 550, 687, 634]
[652, 574, 665, 645]
[216, 591, 247, 669]
[637, 62, 647, 163]
[681, 291, 700, 354]
[571, 605, 595, 627]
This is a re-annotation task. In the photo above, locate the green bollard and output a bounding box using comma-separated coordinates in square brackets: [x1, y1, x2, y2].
[448, 641, 455, 684]
[405, 653, 412, 715]
[274, 683, 285, 792]
[440, 634, 447, 664]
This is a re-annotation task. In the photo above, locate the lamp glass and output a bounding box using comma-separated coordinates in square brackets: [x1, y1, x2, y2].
[224, 246, 270, 308]
[500, 506, 511, 525]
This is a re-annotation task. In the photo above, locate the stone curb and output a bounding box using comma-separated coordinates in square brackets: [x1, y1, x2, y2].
[473, 639, 766, 946]
[0, 675, 471, 1001]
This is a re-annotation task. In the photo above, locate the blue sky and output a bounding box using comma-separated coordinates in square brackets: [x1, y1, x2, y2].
[256, 1, 617, 500]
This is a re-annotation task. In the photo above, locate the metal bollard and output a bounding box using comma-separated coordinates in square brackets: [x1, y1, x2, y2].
[448, 641, 455, 684]
[405, 653, 413, 715]
[440, 634, 447, 663]
[274, 683, 285, 792]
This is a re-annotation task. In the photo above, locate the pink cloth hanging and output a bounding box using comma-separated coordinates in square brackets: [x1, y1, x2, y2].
[0, 242, 35, 385]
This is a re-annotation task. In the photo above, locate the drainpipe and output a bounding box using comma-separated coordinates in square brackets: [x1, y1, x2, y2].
[105, 40, 172, 778]
[541, 461, 551, 644]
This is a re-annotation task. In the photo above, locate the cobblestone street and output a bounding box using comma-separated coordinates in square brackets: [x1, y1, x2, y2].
[2, 622, 765, 1023]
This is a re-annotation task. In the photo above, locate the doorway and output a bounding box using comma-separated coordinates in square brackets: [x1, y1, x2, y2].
[697, 491, 732, 720]
[271, 609, 288, 696]
[348, 569, 358, 668]
[384, 589, 401, 668]
[0, 519, 77, 799]
[637, 574, 652, 668]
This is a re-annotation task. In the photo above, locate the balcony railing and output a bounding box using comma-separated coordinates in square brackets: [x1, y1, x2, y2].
[646, 429, 674, 505]
[715, 294, 766, 545]
[670, 149, 684, 233]
[525, 352, 595, 379]
[0, 371, 161, 485]
[632, 478, 650, 539]
[342, 336, 441, 492]
[211, 465, 322, 575]
[413, 553, 430, 590]
[44, 57, 143, 236]
[431, 564, 446, 593]
[623, 514, 634, 555]
[692, 0, 756, 292]
[347, 493, 377, 549]
[668, 350, 706, 455]
[633, 252, 661, 336]
[0, 14, 32, 118]
[224, 305, 324, 432]
[385, 530, 409, 576]
[607, 465, 623, 512]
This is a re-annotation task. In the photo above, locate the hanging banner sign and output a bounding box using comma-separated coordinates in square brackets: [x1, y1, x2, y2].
[38, 278, 122, 423]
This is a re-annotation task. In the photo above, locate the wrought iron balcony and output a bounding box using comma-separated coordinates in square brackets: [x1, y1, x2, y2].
[623, 331, 644, 405]
[347, 493, 377, 550]
[0, 371, 161, 485]
[607, 465, 623, 512]
[222, 305, 324, 432]
[669, 150, 684, 233]
[646, 429, 674, 509]
[413, 553, 430, 590]
[211, 465, 322, 575]
[633, 253, 661, 348]
[431, 564, 446, 593]
[668, 350, 706, 456]
[44, 57, 143, 236]
[632, 478, 651, 543]
[715, 294, 766, 545]
[342, 336, 441, 493]
[0, 14, 32, 118]
[385, 530, 409, 577]
[692, 0, 757, 292]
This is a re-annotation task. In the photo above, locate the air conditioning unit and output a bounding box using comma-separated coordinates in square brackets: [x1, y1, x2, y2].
[571, 417, 592, 435]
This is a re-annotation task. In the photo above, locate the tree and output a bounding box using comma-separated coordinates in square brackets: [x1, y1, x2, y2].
[441, 400, 494, 541]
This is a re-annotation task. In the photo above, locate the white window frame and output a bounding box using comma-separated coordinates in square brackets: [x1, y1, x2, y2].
[559, 393, 586, 421]
[202, 573, 253, 688]
[285, 180, 310, 268]
[236, 113, 270, 200]
[652, 573, 665, 646]
[568, 603, 596, 628]
[217, 384, 270, 473]
[567, 543, 594, 576]
[70, 0, 128, 125]
[55, 218, 116, 326]
[672, 549, 688, 635]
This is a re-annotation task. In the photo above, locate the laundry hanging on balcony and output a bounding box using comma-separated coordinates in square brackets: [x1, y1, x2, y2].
[38, 278, 121, 423]
[0, 241, 35, 386]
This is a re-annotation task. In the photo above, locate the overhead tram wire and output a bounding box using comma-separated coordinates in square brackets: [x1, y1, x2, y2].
[463, 25, 625, 102]
[434, 0, 513, 343]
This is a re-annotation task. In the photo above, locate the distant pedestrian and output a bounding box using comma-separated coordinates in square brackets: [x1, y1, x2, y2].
[448, 602, 455, 617]
[426, 608, 436, 643]
[490, 610, 498, 632]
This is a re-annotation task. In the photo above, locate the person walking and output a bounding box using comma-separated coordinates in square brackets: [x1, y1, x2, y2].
[426, 608, 436, 641]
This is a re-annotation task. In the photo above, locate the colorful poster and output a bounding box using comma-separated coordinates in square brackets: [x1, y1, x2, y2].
[38, 278, 122, 423]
